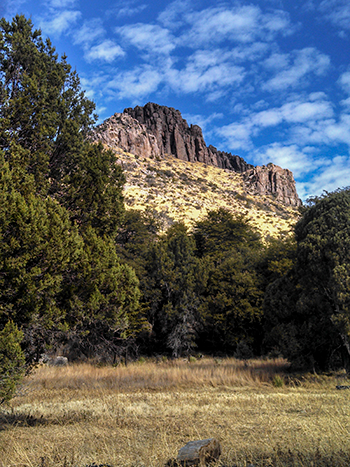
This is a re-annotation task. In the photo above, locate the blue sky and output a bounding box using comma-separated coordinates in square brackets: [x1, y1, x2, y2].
[2, 0, 350, 200]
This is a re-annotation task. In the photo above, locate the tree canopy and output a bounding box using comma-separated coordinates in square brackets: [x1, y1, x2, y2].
[0, 15, 125, 236]
[265, 188, 350, 371]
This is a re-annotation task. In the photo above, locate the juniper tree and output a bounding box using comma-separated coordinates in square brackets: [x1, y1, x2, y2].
[193, 209, 263, 354]
[0, 15, 125, 236]
[0, 15, 143, 372]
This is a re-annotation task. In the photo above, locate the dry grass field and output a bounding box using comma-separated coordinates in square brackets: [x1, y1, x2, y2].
[1, 357, 350, 467]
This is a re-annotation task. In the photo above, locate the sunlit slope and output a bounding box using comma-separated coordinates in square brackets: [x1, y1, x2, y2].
[114, 148, 300, 239]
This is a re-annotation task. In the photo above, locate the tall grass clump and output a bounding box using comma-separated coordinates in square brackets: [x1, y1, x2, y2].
[26, 357, 289, 391]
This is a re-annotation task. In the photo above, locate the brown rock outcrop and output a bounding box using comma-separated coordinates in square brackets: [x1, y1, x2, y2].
[243, 163, 302, 207]
[92, 112, 160, 157]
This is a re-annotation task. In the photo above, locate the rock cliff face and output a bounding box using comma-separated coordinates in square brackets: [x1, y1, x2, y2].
[93, 103, 301, 207]
[91, 112, 160, 157]
[243, 164, 301, 207]
[124, 102, 252, 173]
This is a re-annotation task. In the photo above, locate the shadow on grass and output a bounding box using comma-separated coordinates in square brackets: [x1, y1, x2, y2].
[0, 411, 51, 430]
[0, 410, 94, 430]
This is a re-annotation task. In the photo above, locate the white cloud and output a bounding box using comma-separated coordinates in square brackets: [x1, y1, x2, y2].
[216, 94, 335, 151]
[166, 50, 246, 94]
[2, 0, 26, 18]
[319, 0, 350, 31]
[166, 52, 244, 93]
[262, 48, 330, 91]
[253, 143, 316, 177]
[263, 52, 290, 71]
[85, 40, 125, 63]
[115, 5, 147, 17]
[116, 23, 176, 55]
[80, 73, 109, 101]
[48, 0, 78, 8]
[251, 109, 283, 127]
[280, 100, 334, 123]
[290, 112, 350, 147]
[300, 155, 350, 199]
[216, 121, 255, 151]
[182, 112, 223, 134]
[230, 42, 270, 63]
[38, 10, 81, 36]
[181, 5, 292, 46]
[107, 66, 163, 100]
[338, 70, 350, 94]
[158, 0, 190, 28]
[73, 19, 105, 46]
[323, 114, 350, 145]
[341, 97, 350, 108]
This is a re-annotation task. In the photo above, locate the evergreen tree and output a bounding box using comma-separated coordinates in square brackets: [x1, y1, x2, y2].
[61, 226, 143, 361]
[0, 15, 141, 370]
[143, 223, 203, 356]
[198, 253, 263, 354]
[193, 207, 261, 259]
[193, 209, 263, 354]
[0, 15, 94, 195]
[264, 189, 350, 371]
[0, 15, 124, 236]
[0, 153, 82, 330]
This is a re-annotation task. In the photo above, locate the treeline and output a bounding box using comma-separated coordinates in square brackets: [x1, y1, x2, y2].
[1, 16, 350, 402]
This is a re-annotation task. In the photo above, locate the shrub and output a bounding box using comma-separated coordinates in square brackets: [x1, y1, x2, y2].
[0, 321, 26, 404]
[272, 375, 284, 388]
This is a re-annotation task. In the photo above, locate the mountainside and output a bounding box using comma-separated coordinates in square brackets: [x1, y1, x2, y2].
[92, 103, 302, 239]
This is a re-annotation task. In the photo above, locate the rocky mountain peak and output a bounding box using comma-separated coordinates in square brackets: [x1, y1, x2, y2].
[124, 102, 253, 174]
[93, 103, 302, 207]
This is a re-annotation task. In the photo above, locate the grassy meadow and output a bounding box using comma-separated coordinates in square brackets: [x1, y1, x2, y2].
[1, 357, 350, 467]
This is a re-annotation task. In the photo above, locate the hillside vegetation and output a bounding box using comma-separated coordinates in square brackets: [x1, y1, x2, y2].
[115, 149, 299, 240]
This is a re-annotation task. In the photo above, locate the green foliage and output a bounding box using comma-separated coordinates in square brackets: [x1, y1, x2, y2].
[193, 207, 262, 259]
[257, 235, 297, 289]
[61, 143, 125, 238]
[64, 227, 140, 328]
[0, 154, 83, 331]
[115, 209, 160, 277]
[295, 189, 350, 370]
[0, 15, 140, 364]
[143, 222, 203, 356]
[0, 321, 25, 404]
[272, 374, 284, 388]
[0, 15, 95, 195]
[0, 15, 124, 237]
[198, 251, 263, 353]
[193, 209, 263, 354]
[265, 188, 350, 371]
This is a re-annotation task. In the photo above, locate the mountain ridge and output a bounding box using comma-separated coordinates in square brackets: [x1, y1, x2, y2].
[94, 103, 301, 208]
[91, 103, 301, 239]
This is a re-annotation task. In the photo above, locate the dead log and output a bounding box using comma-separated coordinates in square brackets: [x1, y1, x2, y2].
[176, 438, 221, 466]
